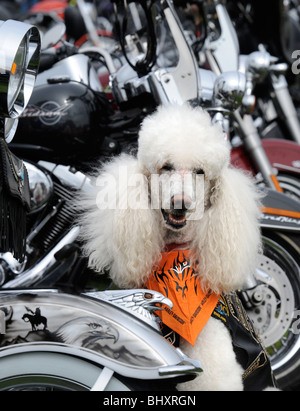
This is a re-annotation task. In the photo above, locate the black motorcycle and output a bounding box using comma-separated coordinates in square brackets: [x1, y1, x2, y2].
[4, 0, 300, 390]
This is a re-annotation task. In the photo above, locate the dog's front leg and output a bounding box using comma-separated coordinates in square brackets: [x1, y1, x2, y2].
[177, 317, 244, 391]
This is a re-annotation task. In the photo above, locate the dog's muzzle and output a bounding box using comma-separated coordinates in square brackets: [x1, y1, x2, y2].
[153, 171, 205, 229]
[162, 194, 193, 230]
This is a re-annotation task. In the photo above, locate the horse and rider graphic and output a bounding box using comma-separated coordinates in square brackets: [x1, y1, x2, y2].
[22, 307, 48, 331]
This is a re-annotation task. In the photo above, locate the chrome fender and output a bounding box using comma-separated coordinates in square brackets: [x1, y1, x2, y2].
[0, 289, 202, 381]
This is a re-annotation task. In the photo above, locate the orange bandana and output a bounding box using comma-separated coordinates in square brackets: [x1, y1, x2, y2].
[145, 250, 220, 346]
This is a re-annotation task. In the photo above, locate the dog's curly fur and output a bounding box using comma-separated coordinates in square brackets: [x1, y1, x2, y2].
[78, 104, 264, 390]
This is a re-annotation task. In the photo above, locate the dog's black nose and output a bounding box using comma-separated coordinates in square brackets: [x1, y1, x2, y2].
[171, 194, 192, 211]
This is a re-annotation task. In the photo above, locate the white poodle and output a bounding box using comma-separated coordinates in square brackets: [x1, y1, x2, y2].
[78, 104, 275, 391]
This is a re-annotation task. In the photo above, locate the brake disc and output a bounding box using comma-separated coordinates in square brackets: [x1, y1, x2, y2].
[247, 253, 295, 351]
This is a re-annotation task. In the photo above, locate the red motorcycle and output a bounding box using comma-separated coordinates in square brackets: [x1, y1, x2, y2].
[30, 0, 69, 20]
[30, 0, 67, 20]
[231, 136, 300, 200]
[28, 0, 114, 46]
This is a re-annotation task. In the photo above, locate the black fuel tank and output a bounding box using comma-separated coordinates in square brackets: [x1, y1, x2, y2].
[14, 80, 112, 161]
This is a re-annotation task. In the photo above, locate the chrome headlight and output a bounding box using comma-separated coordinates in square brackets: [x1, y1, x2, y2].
[0, 20, 40, 120]
[213, 71, 246, 111]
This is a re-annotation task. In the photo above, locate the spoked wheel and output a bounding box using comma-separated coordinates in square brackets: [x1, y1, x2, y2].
[0, 349, 134, 391]
[244, 233, 300, 390]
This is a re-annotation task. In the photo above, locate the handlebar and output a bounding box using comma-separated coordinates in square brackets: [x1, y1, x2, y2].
[39, 42, 79, 73]
[113, 0, 157, 76]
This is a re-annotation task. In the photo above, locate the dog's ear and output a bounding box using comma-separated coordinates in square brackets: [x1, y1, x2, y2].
[191, 167, 262, 294]
[78, 154, 163, 289]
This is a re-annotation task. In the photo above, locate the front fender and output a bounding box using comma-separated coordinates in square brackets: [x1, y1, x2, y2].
[0, 290, 202, 381]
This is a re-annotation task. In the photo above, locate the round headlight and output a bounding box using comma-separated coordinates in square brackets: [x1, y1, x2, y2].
[213, 71, 246, 111]
[0, 20, 40, 118]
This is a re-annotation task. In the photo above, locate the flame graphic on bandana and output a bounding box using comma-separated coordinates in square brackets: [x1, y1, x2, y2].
[145, 250, 220, 346]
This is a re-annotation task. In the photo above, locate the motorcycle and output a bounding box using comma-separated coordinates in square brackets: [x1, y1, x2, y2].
[1, 18, 147, 289]
[2, 0, 300, 389]
[10, 20, 147, 170]
[27, 0, 67, 20]
[0, 18, 203, 393]
[0, 288, 202, 391]
[25, 0, 115, 48]
[226, 0, 300, 67]
[195, 0, 300, 199]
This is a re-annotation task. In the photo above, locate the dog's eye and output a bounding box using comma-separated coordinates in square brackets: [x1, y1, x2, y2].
[161, 164, 174, 172]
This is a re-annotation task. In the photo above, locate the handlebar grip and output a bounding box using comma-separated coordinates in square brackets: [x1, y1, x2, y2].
[39, 53, 59, 73]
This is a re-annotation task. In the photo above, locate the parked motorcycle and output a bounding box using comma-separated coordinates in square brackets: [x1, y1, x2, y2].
[10, 21, 148, 170]
[0, 18, 203, 393]
[1, 18, 147, 290]
[193, 0, 300, 199]
[3, 0, 300, 390]
[0, 288, 202, 391]
[227, 0, 300, 67]
[24, 0, 115, 48]
[27, 0, 67, 20]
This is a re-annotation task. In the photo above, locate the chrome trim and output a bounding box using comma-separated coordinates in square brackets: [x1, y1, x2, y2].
[0, 20, 41, 118]
[111, 0, 200, 105]
[38, 161, 93, 192]
[273, 163, 300, 174]
[159, 348, 203, 376]
[0, 310, 5, 335]
[2, 226, 80, 288]
[86, 289, 173, 331]
[213, 71, 246, 111]
[25, 161, 53, 213]
[0, 252, 26, 276]
[90, 367, 115, 391]
[36, 54, 102, 92]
